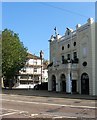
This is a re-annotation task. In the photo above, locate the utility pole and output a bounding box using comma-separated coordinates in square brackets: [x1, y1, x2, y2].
[33, 54, 35, 86]
[33, 61, 34, 86]
[26, 63, 29, 90]
[40, 50, 44, 84]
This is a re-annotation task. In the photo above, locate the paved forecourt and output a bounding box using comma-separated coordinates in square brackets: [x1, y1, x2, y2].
[1, 89, 97, 119]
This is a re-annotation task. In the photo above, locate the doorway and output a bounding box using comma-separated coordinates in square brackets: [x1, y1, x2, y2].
[72, 80, 77, 93]
[60, 74, 66, 92]
[52, 75, 56, 91]
[81, 73, 89, 95]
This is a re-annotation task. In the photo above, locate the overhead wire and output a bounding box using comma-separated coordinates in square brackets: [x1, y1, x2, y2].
[40, 2, 90, 19]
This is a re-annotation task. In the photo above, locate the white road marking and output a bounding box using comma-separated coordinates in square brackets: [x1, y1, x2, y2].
[2, 108, 28, 113]
[1, 93, 95, 101]
[53, 116, 77, 119]
[1, 108, 29, 117]
[42, 113, 77, 119]
[31, 114, 38, 117]
[0, 111, 18, 117]
[2, 99, 97, 109]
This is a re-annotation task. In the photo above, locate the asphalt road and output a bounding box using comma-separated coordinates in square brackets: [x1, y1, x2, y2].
[1, 89, 97, 120]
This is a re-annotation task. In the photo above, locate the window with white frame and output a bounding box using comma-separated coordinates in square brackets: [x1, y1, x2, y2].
[73, 52, 77, 59]
[67, 54, 71, 60]
[62, 55, 64, 64]
[34, 68, 37, 72]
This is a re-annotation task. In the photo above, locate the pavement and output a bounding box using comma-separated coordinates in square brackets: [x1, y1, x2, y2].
[1, 89, 97, 120]
[2, 88, 97, 100]
[1, 118, 96, 120]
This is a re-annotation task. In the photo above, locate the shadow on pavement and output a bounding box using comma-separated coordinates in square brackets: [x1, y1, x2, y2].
[1, 118, 97, 120]
[2, 88, 97, 100]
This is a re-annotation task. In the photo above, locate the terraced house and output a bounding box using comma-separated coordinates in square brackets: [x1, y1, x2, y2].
[48, 18, 97, 96]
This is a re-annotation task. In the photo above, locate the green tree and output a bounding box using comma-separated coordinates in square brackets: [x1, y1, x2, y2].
[0, 32, 2, 87]
[2, 29, 28, 88]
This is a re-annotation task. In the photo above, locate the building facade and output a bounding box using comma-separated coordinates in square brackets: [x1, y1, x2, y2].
[16, 52, 48, 88]
[48, 18, 97, 96]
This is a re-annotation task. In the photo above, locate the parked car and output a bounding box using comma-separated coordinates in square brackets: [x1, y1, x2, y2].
[3, 79, 14, 89]
[34, 82, 48, 90]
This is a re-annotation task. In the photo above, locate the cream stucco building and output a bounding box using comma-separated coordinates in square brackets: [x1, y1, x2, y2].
[48, 18, 97, 96]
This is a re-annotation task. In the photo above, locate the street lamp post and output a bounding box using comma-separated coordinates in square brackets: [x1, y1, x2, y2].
[40, 50, 44, 84]
[27, 63, 29, 90]
[33, 57, 34, 86]
[66, 28, 73, 94]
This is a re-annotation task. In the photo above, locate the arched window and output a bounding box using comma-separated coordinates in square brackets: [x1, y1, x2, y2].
[67, 44, 70, 48]
[62, 46, 64, 50]
[73, 42, 76, 46]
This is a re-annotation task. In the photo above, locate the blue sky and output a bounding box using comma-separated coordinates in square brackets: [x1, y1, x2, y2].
[2, 2, 95, 60]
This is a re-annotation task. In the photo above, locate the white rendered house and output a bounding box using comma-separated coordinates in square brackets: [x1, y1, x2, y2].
[16, 52, 48, 88]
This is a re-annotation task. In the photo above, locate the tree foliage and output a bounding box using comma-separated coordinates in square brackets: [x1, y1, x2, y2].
[2, 29, 28, 80]
[0, 32, 2, 78]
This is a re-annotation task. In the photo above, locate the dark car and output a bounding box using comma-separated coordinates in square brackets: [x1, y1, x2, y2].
[3, 79, 14, 89]
[34, 82, 48, 90]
